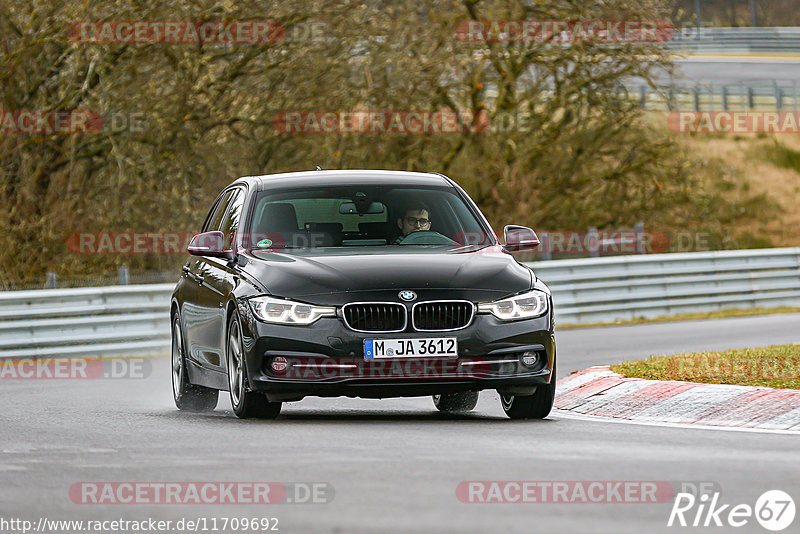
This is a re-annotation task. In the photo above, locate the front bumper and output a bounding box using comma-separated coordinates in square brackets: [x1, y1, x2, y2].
[238, 305, 555, 401]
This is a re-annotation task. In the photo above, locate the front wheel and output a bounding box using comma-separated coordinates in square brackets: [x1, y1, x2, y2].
[432, 391, 479, 413]
[227, 314, 282, 419]
[500, 364, 556, 420]
[172, 314, 218, 412]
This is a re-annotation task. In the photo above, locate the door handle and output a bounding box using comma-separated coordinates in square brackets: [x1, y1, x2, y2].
[182, 266, 204, 285]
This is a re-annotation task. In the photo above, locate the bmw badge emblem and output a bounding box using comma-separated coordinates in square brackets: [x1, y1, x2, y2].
[399, 290, 417, 302]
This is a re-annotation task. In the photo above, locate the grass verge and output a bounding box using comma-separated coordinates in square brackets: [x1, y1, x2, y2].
[611, 344, 800, 389]
[558, 306, 800, 330]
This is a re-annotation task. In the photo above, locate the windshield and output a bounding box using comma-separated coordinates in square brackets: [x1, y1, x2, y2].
[245, 184, 495, 251]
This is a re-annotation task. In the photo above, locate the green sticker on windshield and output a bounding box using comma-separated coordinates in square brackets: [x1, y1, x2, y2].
[256, 238, 273, 248]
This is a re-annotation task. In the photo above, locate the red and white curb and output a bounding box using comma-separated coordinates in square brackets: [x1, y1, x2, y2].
[555, 366, 800, 431]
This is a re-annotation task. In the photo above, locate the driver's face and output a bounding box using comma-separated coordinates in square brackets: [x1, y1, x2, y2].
[398, 209, 431, 236]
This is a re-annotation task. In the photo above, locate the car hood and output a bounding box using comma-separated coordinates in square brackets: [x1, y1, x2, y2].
[242, 247, 533, 305]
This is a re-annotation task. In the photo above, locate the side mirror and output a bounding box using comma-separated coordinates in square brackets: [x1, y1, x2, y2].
[503, 225, 540, 252]
[187, 231, 234, 259]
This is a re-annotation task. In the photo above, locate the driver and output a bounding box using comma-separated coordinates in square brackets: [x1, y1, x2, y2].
[393, 203, 431, 244]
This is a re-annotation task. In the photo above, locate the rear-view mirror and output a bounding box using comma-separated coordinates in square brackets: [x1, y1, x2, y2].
[339, 201, 385, 214]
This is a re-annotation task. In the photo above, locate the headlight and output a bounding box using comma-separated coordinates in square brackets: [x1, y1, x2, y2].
[477, 290, 548, 321]
[248, 295, 336, 325]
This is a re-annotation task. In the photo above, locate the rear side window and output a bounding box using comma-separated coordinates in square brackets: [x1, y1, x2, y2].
[202, 190, 234, 232]
[219, 189, 244, 249]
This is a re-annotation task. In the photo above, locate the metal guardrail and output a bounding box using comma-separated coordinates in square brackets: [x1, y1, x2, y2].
[632, 81, 800, 112]
[0, 284, 173, 359]
[1, 248, 799, 359]
[634, 81, 800, 111]
[531, 247, 800, 324]
[633, 26, 800, 111]
[667, 27, 800, 54]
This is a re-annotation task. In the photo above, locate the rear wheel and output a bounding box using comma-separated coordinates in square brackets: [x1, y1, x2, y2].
[500, 364, 556, 420]
[227, 314, 282, 419]
[172, 315, 218, 412]
[432, 391, 479, 413]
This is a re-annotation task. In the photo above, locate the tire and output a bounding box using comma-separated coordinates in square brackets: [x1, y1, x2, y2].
[500, 363, 556, 420]
[432, 391, 479, 413]
[227, 313, 282, 419]
[172, 314, 218, 412]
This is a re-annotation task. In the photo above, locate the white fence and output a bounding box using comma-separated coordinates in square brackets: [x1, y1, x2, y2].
[1, 248, 799, 359]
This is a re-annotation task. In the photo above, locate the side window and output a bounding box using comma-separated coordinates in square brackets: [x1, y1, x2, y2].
[220, 189, 244, 250]
[202, 190, 233, 232]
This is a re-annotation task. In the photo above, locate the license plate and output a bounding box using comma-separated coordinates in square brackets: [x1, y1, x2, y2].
[364, 338, 458, 359]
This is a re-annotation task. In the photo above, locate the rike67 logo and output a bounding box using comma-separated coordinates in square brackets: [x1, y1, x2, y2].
[668, 490, 795, 531]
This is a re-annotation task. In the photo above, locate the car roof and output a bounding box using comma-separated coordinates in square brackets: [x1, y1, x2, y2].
[233, 170, 453, 191]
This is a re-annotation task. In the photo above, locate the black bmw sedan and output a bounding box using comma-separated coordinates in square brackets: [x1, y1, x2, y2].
[171, 170, 556, 419]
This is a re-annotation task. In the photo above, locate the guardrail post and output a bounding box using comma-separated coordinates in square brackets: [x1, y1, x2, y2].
[118, 266, 130, 285]
[693, 87, 700, 111]
[635, 222, 646, 254]
[588, 227, 599, 258]
[722, 86, 729, 111]
[694, 0, 701, 29]
[639, 85, 647, 109]
[775, 84, 782, 110]
[45, 272, 57, 289]
[748, 87, 754, 109]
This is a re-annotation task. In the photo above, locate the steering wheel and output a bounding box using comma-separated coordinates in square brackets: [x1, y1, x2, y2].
[396, 230, 458, 246]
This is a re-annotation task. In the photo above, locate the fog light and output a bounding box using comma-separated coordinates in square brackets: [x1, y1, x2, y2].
[271, 356, 288, 372]
[520, 351, 539, 367]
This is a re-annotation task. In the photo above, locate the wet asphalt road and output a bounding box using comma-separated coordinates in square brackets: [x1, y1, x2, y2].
[1, 313, 798, 533]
